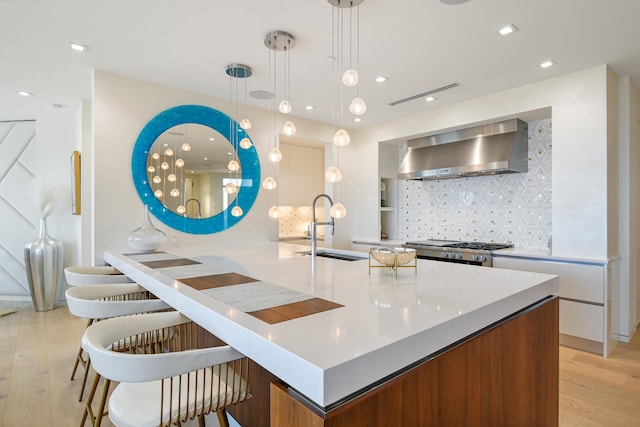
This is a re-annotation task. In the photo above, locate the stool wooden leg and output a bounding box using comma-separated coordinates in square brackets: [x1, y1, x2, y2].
[81, 373, 101, 427]
[78, 358, 91, 401]
[94, 378, 110, 427]
[216, 409, 229, 427]
[71, 319, 93, 381]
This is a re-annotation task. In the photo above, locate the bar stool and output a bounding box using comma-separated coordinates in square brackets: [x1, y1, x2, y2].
[82, 311, 251, 427]
[64, 266, 134, 286]
[65, 283, 170, 403]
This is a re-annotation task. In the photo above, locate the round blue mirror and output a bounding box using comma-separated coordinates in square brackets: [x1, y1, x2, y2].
[132, 105, 260, 234]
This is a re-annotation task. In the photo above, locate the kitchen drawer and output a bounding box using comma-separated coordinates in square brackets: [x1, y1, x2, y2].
[493, 257, 604, 304]
[559, 299, 604, 342]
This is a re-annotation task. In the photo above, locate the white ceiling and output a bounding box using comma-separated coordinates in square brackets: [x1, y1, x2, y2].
[2, 0, 640, 127]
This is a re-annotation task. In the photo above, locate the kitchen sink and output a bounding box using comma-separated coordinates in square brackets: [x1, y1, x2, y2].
[297, 250, 368, 261]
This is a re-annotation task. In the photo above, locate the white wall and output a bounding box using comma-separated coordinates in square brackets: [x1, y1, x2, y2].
[0, 107, 82, 301]
[342, 66, 614, 261]
[91, 71, 334, 263]
[618, 75, 640, 339]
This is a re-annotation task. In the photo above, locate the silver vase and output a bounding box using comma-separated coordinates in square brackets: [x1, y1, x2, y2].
[24, 218, 64, 312]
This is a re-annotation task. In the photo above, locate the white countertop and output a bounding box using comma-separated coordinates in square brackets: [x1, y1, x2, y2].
[493, 247, 613, 265]
[105, 242, 558, 408]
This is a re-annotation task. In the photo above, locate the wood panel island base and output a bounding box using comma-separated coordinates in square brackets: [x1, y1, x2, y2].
[104, 244, 559, 427]
[269, 297, 558, 427]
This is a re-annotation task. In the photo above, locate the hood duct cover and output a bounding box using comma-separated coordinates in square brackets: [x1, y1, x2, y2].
[397, 119, 528, 180]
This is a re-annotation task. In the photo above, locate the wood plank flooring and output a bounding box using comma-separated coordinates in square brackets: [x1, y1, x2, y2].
[1, 300, 639, 426]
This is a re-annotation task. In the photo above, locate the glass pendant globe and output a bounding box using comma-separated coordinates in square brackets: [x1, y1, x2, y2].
[330, 202, 347, 219]
[177, 205, 186, 214]
[279, 100, 292, 114]
[228, 159, 240, 171]
[239, 137, 252, 149]
[175, 158, 184, 167]
[167, 173, 176, 182]
[161, 162, 170, 170]
[349, 97, 367, 115]
[151, 152, 160, 160]
[282, 121, 296, 136]
[225, 182, 238, 194]
[342, 69, 359, 86]
[240, 118, 252, 130]
[170, 188, 180, 197]
[164, 148, 174, 156]
[333, 129, 350, 146]
[262, 176, 277, 190]
[181, 143, 191, 151]
[231, 206, 243, 217]
[325, 166, 342, 183]
[147, 165, 156, 173]
[152, 176, 162, 184]
[268, 206, 281, 219]
[154, 189, 163, 198]
[268, 147, 283, 163]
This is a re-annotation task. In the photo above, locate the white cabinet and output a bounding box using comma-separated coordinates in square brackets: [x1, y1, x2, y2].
[279, 142, 324, 206]
[494, 255, 611, 356]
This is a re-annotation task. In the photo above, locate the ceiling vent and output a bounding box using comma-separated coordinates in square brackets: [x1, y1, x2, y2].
[388, 82, 460, 106]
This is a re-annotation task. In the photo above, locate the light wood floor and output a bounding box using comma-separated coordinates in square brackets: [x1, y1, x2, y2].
[1, 301, 639, 427]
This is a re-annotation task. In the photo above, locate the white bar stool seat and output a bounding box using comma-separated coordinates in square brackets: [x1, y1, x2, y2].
[65, 266, 134, 286]
[83, 311, 251, 427]
[65, 283, 170, 409]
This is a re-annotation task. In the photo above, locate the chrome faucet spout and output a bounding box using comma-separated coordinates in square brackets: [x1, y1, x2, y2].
[311, 194, 335, 267]
[185, 198, 202, 218]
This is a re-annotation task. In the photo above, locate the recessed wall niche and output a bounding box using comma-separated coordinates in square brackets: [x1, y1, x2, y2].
[399, 118, 552, 249]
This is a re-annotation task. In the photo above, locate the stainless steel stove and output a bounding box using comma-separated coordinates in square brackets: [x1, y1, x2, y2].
[402, 239, 513, 267]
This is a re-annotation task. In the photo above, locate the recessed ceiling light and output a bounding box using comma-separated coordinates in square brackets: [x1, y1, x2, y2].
[425, 96, 436, 102]
[250, 90, 274, 100]
[375, 76, 388, 83]
[203, 157, 208, 161]
[17, 91, 34, 97]
[439, 0, 471, 4]
[305, 105, 315, 110]
[209, 137, 215, 141]
[540, 60, 555, 68]
[498, 24, 518, 36]
[354, 117, 362, 122]
[69, 42, 89, 52]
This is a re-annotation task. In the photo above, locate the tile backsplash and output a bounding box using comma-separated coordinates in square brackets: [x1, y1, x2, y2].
[279, 206, 325, 238]
[399, 119, 552, 249]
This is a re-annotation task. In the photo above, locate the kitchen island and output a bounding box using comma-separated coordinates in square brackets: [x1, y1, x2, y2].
[105, 242, 559, 426]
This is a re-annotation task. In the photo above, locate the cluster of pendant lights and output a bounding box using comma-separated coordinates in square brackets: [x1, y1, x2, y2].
[226, 0, 366, 220]
[225, 63, 253, 217]
[324, 0, 367, 219]
[148, 128, 191, 214]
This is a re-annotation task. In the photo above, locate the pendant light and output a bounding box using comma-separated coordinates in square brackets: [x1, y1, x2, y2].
[263, 30, 296, 219]
[324, 0, 365, 219]
[226, 64, 253, 218]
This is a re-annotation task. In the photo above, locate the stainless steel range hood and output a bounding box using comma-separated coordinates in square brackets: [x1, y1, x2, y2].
[397, 119, 528, 180]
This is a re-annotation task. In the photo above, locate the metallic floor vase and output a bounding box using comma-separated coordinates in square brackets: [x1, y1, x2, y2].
[24, 218, 63, 312]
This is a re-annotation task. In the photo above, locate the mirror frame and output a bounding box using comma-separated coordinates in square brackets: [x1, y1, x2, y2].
[132, 105, 260, 234]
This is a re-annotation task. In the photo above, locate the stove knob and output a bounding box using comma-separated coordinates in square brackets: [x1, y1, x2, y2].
[455, 252, 463, 260]
[442, 251, 449, 258]
[479, 255, 487, 263]
[472, 254, 479, 262]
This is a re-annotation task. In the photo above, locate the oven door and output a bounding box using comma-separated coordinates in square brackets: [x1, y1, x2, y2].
[416, 254, 487, 267]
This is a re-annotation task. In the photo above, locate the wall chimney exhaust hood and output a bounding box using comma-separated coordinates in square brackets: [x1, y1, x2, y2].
[397, 119, 528, 180]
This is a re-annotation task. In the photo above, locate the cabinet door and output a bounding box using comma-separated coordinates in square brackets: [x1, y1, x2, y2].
[289, 144, 308, 206]
[279, 143, 291, 206]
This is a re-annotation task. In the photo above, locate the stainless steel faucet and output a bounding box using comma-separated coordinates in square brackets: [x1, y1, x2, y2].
[184, 198, 201, 218]
[311, 194, 335, 263]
